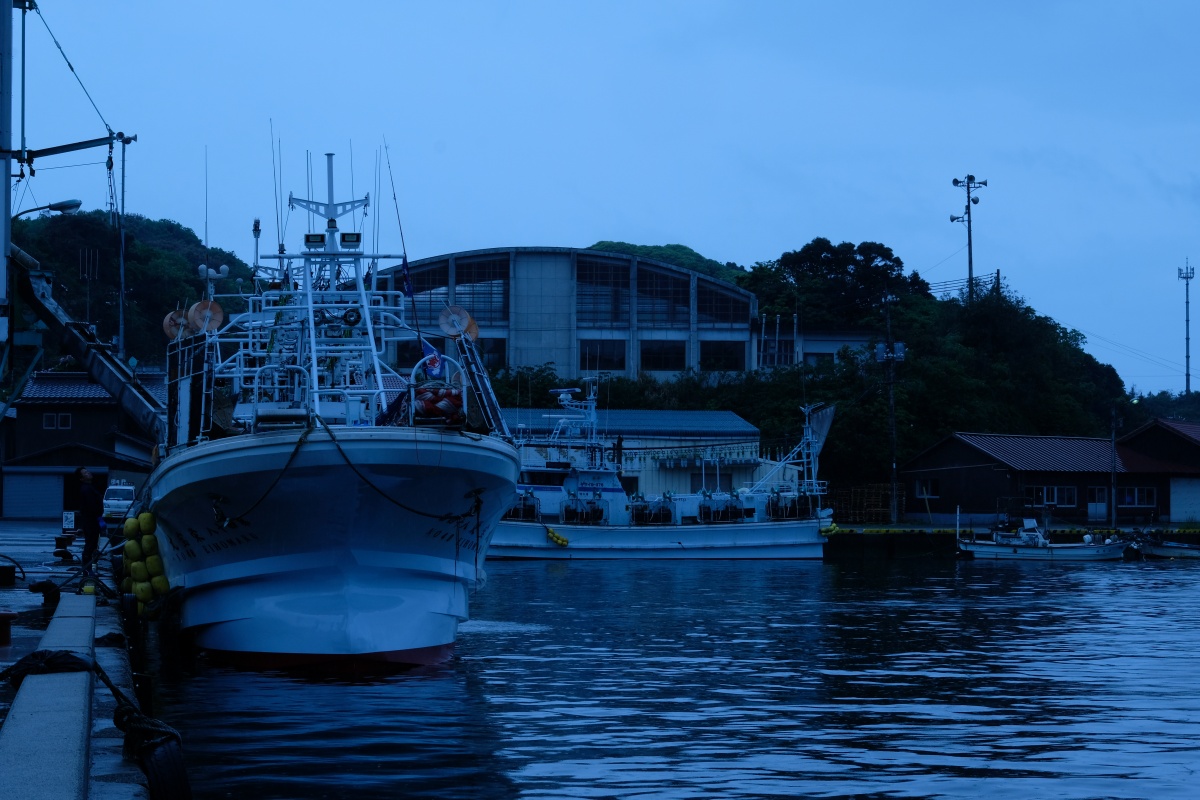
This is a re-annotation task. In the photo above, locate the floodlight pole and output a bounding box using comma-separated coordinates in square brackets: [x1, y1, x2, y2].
[950, 174, 986, 304]
[1181, 259, 1194, 394]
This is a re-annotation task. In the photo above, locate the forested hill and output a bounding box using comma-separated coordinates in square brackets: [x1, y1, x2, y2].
[5, 211, 1174, 486]
[588, 241, 745, 284]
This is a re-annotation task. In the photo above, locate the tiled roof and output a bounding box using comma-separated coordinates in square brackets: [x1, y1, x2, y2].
[15, 372, 115, 404]
[501, 407, 758, 438]
[955, 432, 1127, 473]
[15, 370, 168, 406]
[1149, 418, 1200, 446]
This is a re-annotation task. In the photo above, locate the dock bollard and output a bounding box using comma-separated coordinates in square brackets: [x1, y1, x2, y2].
[0, 610, 17, 645]
[0, 563, 15, 586]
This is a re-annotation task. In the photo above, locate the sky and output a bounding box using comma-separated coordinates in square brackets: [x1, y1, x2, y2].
[9, 1, 1199, 396]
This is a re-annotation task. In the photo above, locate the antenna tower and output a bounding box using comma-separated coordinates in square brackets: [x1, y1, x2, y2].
[1181, 259, 1194, 394]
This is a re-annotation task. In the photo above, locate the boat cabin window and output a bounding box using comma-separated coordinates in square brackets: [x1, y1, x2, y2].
[521, 470, 568, 487]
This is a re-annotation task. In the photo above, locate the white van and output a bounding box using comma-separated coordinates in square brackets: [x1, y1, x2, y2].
[102, 481, 136, 523]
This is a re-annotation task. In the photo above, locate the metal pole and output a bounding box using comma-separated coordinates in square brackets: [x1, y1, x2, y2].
[1, 3, 14, 345]
[1110, 408, 1117, 529]
[118, 139, 126, 361]
[1181, 260, 1193, 394]
[965, 186, 974, 305]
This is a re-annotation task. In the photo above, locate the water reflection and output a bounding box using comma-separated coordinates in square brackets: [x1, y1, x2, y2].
[155, 558, 1200, 799]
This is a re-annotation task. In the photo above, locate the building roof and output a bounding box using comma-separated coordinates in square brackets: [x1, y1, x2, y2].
[1124, 417, 1200, 447]
[501, 407, 758, 439]
[14, 370, 168, 407]
[14, 372, 117, 404]
[951, 432, 1128, 473]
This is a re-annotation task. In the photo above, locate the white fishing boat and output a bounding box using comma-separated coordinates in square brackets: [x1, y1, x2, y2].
[488, 382, 834, 559]
[1134, 534, 1200, 559]
[137, 154, 519, 666]
[958, 519, 1131, 561]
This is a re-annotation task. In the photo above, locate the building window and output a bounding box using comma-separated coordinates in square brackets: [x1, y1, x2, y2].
[700, 341, 745, 371]
[477, 337, 507, 371]
[760, 338, 795, 367]
[409, 262, 449, 329]
[579, 340, 626, 372]
[577, 258, 630, 326]
[640, 340, 686, 371]
[1117, 487, 1156, 507]
[43, 413, 57, 429]
[691, 472, 734, 493]
[637, 268, 689, 327]
[58, 413, 72, 430]
[1025, 485, 1078, 507]
[915, 478, 940, 498]
[455, 256, 509, 325]
[1087, 487, 1107, 504]
[696, 285, 749, 326]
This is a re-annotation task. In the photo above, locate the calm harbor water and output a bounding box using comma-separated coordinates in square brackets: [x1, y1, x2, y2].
[152, 556, 1200, 800]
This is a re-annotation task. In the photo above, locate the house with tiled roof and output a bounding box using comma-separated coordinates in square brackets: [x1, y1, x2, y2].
[1, 370, 165, 518]
[900, 422, 1200, 528]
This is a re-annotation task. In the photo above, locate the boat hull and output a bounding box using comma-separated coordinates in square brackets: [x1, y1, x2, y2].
[958, 539, 1131, 561]
[488, 518, 826, 559]
[143, 426, 519, 665]
[1139, 541, 1200, 559]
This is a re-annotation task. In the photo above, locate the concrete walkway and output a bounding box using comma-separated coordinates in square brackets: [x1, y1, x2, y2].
[0, 521, 149, 799]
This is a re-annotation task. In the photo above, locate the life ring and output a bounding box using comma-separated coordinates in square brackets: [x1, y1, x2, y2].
[343, 308, 362, 326]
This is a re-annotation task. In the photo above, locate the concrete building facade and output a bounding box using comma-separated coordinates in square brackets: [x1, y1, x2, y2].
[381, 247, 759, 379]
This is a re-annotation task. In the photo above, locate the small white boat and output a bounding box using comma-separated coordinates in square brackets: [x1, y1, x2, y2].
[137, 154, 519, 666]
[1135, 537, 1200, 559]
[489, 382, 834, 559]
[958, 519, 1131, 561]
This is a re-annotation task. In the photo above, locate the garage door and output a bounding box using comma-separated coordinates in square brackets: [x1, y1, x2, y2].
[3, 473, 64, 519]
[1169, 478, 1200, 524]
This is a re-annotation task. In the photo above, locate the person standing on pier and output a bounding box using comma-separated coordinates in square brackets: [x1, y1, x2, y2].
[75, 467, 103, 576]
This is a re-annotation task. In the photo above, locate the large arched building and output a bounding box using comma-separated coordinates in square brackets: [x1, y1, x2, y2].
[380, 246, 758, 379]
[379, 246, 872, 378]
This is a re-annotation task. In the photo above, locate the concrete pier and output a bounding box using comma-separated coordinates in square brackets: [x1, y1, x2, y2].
[0, 523, 149, 799]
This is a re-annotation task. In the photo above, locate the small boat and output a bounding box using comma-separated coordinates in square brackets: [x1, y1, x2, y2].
[134, 154, 520, 666]
[1134, 533, 1200, 559]
[488, 382, 834, 559]
[958, 519, 1131, 561]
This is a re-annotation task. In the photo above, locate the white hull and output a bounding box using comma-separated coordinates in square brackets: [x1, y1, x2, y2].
[1139, 541, 1200, 559]
[489, 518, 826, 559]
[958, 539, 1130, 561]
[145, 427, 519, 665]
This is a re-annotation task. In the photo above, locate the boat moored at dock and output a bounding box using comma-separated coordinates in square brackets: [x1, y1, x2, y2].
[137, 154, 519, 666]
[958, 519, 1132, 561]
[489, 382, 835, 559]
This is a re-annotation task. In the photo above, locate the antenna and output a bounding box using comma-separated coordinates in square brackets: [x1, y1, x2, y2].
[1181, 259, 1194, 394]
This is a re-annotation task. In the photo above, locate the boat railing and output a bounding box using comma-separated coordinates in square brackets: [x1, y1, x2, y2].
[242, 364, 312, 430]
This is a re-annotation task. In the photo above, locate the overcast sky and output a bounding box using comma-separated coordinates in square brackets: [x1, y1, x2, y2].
[11, 1, 1199, 395]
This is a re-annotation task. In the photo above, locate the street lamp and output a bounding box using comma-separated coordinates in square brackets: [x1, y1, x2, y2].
[11, 198, 82, 220]
[950, 175, 986, 304]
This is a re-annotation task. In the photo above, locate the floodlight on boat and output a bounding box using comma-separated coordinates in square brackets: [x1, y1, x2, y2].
[340, 232, 362, 249]
[304, 233, 326, 249]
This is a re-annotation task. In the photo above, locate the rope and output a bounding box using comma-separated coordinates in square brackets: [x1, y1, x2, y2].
[313, 415, 484, 523]
[33, 5, 112, 134]
[227, 421, 317, 520]
[0, 553, 26, 581]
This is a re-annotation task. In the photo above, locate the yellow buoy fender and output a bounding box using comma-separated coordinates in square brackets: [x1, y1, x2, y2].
[123, 518, 141, 539]
[121, 576, 133, 594]
[145, 554, 164, 577]
[132, 581, 154, 603]
[141, 534, 159, 557]
[138, 512, 156, 535]
[123, 539, 143, 561]
[130, 561, 149, 582]
[150, 575, 170, 596]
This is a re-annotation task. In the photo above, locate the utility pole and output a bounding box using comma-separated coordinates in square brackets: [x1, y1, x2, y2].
[116, 133, 136, 361]
[877, 295, 905, 524]
[1181, 259, 1194, 394]
[950, 174, 987, 304]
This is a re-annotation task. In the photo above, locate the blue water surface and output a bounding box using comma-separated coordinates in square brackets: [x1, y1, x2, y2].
[153, 557, 1200, 800]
